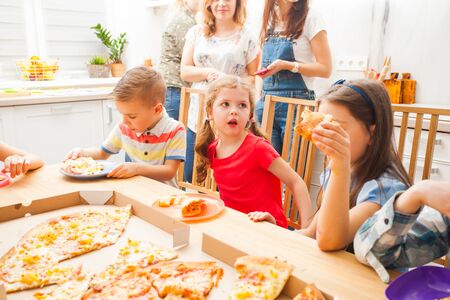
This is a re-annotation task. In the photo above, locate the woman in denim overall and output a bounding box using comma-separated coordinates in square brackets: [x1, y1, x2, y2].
[255, 0, 332, 155]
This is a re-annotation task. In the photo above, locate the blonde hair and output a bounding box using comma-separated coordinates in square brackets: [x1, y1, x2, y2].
[195, 75, 266, 184]
[113, 66, 166, 107]
[203, 0, 247, 37]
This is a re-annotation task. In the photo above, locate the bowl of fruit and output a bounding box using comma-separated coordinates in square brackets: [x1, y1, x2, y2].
[16, 56, 59, 81]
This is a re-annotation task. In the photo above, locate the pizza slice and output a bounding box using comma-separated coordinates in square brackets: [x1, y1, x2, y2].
[293, 284, 326, 300]
[82, 267, 156, 300]
[181, 198, 205, 217]
[90, 239, 178, 291]
[62, 157, 104, 176]
[228, 256, 293, 300]
[0, 205, 131, 293]
[33, 273, 91, 300]
[149, 261, 223, 300]
[294, 108, 333, 141]
[1, 263, 81, 293]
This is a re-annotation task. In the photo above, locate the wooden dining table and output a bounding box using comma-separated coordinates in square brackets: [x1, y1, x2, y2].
[0, 164, 390, 299]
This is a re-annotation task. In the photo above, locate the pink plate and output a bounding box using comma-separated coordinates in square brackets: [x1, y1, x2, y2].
[0, 173, 11, 188]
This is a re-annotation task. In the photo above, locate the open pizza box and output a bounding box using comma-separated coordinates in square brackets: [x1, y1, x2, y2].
[0, 190, 331, 299]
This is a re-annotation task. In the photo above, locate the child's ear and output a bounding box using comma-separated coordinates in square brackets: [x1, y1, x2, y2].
[154, 103, 163, 114]
[368, 124, 376, 144]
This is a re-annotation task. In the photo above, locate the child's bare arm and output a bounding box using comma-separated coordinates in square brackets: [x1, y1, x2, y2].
[0, 142, 44, 177]
[395, 180, 450, 217]
[268, 157, 313, 228]
[65, 147, 110, 161]
[107, 160, 180, 180]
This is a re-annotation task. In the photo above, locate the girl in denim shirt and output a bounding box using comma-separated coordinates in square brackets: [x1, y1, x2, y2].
[299, 79, 411, 252]
[255, 0, 332, 154]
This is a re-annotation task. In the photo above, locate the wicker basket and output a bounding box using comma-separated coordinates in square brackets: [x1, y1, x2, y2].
[16, 58, 59, 81]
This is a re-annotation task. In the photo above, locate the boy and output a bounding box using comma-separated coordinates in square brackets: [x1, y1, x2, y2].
[1, 142, 44, 178]
[354, 180, 450, 283]
[66, 67, 186, 187]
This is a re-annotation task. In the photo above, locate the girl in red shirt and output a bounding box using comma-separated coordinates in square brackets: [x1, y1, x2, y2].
[195, 75, 313, 228]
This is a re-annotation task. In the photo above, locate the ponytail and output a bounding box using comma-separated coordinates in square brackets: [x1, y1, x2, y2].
[247, 117, 267, 139]
[194, 119, 216, 184]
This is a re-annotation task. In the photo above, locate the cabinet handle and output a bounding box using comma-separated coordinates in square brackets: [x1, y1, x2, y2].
[50, 105, 73, 114]
[107, 104, 113, 124]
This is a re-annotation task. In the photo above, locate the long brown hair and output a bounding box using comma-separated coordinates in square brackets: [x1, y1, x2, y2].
[260, 0, 309, 45]
[195, 75, 265, 184]
[318, 79, 411, 208]
[203, 0, 247, 37]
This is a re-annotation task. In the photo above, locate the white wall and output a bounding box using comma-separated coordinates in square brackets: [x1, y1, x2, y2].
[111, 0, 450, 105]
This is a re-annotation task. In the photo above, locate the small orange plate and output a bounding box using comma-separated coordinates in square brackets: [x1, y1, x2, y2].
[152, 193, 225, 222]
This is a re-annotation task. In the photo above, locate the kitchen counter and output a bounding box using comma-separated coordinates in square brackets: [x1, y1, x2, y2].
[0, 86, 114, 107]
[0, 77, 120, 90]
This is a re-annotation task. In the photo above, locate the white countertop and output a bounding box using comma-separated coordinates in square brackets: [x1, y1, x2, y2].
[0, 77, 120, 90]
[0, 86, 115, 107]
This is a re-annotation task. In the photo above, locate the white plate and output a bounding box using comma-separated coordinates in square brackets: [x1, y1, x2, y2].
[59, 160, 117, 179]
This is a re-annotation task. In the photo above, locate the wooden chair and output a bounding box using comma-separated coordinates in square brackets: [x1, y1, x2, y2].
[260, 95, 318, 229]
[391, 104, 450, 183]
[177, 87, 219, 197]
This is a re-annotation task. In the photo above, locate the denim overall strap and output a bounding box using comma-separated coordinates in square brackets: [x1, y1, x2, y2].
[261, 32, 308, 91]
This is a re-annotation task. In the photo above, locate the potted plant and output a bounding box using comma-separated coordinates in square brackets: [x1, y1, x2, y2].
[87, 55, 111, 78]
[91, 24, 127, 77]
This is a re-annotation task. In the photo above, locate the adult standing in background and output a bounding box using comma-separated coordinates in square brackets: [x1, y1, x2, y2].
[159, 0, 202, 120]
[255, 0, 332, 154]
[180, 0, 260, 183]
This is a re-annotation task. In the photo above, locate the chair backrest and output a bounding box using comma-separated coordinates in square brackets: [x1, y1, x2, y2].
[260, 94, 318, 229]
[391, 104, 450, 183]
[177, 87, 219, 197]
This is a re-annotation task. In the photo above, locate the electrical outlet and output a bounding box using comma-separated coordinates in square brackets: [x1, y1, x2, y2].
[336, 56, 367, 71]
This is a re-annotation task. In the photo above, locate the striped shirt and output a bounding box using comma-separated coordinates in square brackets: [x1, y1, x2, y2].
[102, 112, 186, 187]
[354, 192, 450, 283]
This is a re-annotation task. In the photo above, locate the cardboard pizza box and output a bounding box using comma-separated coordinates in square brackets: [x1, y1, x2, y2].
[202, 233, 332, 300]
[0, 190, 191, 300]
[0, 190, 331, 300]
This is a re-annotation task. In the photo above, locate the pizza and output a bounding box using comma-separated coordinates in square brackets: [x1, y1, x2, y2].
[63, 157, 104, 176]
[294, 108, 333, 141]
[0, 205, 131, 293]
[181, 198, 205, 217]
[158, 195, 185, 208]
[82, 268, 156, 300]
[228, 256, 293, 300]
[148, 261, 223, 299]
[89, 239, 178, 291]
[33, 272, 91, 300]
[293, 284, 326, 300]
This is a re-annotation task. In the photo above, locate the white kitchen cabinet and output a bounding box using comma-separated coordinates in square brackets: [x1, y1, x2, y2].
[102, 99, 125, 163]
[0, 107, 14, 144]
[12, 101, 104, 164]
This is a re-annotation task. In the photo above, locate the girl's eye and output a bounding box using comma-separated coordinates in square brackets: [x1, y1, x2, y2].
[239, 103, 248, 108]
[129, 116, 137, 119]
[220, 102, 229, 107]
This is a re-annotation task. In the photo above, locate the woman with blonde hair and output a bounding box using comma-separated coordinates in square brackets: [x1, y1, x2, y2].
[180, 0, 260, 183]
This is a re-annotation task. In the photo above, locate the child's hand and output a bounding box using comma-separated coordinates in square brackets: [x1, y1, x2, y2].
[65, 148, 84, 161]
[107, 163, 139, 179]
[403, 180, 450, 217]
[247, 211, 276, 224]
[2, 155, 31, 178]
[312, 121, 351, 174]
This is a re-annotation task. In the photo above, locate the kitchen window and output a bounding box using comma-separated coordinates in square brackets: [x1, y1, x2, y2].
[0, 0, 108, 80]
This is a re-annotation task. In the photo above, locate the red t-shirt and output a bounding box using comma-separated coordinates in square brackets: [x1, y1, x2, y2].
[208, 133, 288, 228]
